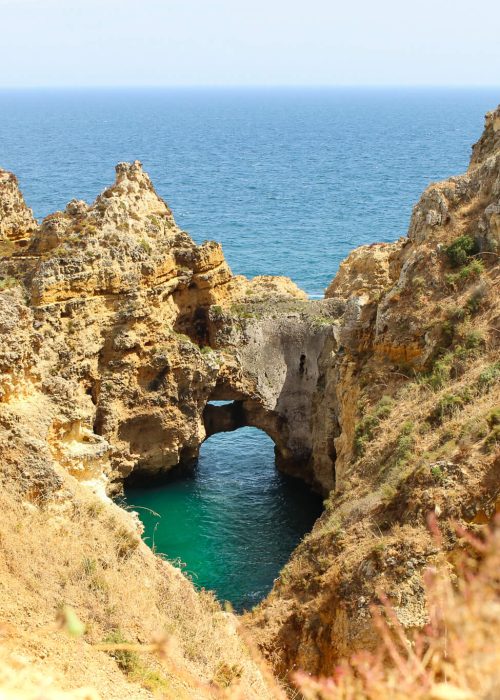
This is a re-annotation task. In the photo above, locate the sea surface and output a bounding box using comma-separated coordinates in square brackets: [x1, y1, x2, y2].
[125, 428, 323, 611]
[1, 87, 497, 608]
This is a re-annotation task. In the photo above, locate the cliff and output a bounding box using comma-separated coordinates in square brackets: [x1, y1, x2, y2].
[248, 105, 500, 678]
[0, 162, 308, 698]
[0, 105, 499, 698]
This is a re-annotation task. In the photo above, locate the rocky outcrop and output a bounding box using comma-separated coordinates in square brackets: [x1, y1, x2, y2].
[0, 160, 333, 496]
[207, 297, 343, 487]
[0, 169, 36, 245]
[248, 105, 500, 677]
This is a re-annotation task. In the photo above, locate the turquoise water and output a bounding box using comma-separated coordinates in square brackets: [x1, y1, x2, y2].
[1, 88, 498, 607]
[125, 428, 323, 611]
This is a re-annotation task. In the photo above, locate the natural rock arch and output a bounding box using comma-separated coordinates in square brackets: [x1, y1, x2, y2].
[203, 399, 288, 465]
[0, 159, 341, 497]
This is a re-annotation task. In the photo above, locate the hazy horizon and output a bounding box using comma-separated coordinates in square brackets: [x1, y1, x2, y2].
[1, 86, 499, 92]
[1, 0, 499, 89]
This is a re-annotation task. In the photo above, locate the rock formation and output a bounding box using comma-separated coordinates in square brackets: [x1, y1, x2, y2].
[248, 105, 500, 676]
[0, 159, 327, 500]
[0, 169, 36, 244]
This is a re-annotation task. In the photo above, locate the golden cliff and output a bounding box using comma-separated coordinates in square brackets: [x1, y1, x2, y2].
[249, 105, 500, 678]
[0, 105, 498, 697]
[0, 159, 314, 497]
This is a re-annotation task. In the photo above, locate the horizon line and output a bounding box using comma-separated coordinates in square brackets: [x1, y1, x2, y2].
[0, 84, 499, 91]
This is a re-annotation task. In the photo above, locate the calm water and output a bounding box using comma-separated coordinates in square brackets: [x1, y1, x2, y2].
[0, 88, 497, 297]
[1, 88, 498, 607]
[125, 428, 323, 611]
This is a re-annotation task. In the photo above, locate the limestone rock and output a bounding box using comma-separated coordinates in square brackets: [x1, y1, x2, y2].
[0, 168, 37, 244]
[0, 160, 318, 490]
[470, 104, 500, 168]
[248, 103, 500, 678]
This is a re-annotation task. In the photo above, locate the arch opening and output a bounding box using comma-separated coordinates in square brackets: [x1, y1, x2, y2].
[202, 396, 289, 466]
[204, 400, 249, 438]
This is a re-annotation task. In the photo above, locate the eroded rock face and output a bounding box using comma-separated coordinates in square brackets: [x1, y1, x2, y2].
[207, 298, 343, 489]
[0, 160, 332, 494]
[0, 169, 36, 244]
[248, 104, 500, 677]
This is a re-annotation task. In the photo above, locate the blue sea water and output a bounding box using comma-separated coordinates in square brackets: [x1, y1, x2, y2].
[1, 88, 498, 608]
[0, 88, 497, 296]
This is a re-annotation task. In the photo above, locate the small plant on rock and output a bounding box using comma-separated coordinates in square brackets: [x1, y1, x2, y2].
[430, 465, 444, 482]
[444, 234, 478, 268]
[445, 259, 484, 288]
[139, 238, 152, 254]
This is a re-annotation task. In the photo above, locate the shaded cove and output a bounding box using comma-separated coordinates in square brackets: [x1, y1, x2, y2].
[124, 427, 323, 611]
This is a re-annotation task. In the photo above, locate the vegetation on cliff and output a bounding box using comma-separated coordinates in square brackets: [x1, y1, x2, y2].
[248, 105, 500, 694]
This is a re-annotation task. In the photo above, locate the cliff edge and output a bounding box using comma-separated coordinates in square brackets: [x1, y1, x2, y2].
[248, 105, 500, 678]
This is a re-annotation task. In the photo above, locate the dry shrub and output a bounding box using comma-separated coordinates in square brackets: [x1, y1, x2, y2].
[0, 479, 273, 699]
[92, 519, 500, 700]
[293, 518, 500, 700]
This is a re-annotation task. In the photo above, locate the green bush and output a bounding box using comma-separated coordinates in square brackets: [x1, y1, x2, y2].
[462, 259, 484, 279]
[139, 238, 152, 254]
[484, 411, 500, 451]
[103, 630, 140, 673]
[423, 343, 479, 391]
[147, 214, 161, 227]
[441, 318, 460, 346]
[478, 363, 500, 389]
[430, 465, 445, 482]
[211, 304, 223, 317]
[380, 484, 397, 503]
[464, 330, 485, 350]
[0, 276, 19, 291]
[423, 353, 454, 390]
[400, 420, 414, 436]
[445, 260, 484, 288]
[433, 390, 471, 422]
[395, 433, 414, 464]
[484, 426, 500, 450]
[354, 396, 395, 456]
[373, 395, 395, 418]
[487, 408, 500, 427]
[102, 630, 172, 694]
[444, 235, 478, 268]
[466, 285, 488, 314]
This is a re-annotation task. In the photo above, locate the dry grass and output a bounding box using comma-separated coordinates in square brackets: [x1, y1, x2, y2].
[0, 478, 273, 699]
[293, 519, 500, 700]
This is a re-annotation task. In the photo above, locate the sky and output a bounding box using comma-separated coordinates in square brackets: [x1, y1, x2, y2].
[1, 0, 499, 88]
